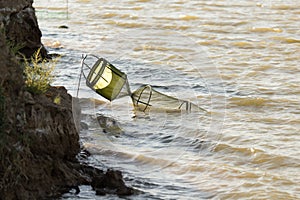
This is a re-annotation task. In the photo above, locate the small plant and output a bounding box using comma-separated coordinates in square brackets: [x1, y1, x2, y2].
[6, 40, 25, 56]
[53, 95, 61, 105]
[23, 48, 58, 94]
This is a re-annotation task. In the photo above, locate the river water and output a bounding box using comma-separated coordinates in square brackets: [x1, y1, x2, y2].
[34, 0, 300, 199]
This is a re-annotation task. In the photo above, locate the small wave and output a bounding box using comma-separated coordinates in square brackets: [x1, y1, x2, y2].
[76, 0, 91, 2]
[271, 36, 300, 44]
[229, 97, 268, 107]
[202, 28, 231, 34]
[133, 44, 194, 53]
[198, 39, 222, 46]
[250, 27, 283, 33]
[105, 20, 145, 28]
[101, 12, 139, 20]
[202, 20, 248, 26]
[160, 24, 190, 30]
[153, 15, 199, 21]
[214, 142, 300, 171]
[231, 41, 254, 49]
[214, 143, 263, 156]
[251, 152, 300, 169]
[101, 12, 118, 18]
[271, 4, 299, 10]
[102, 6, 143, 11]
[135, 0, 152, 2]
[134, 154, 175, 167]
[255, 65, 273, 71]
[179, 15, 199, 21]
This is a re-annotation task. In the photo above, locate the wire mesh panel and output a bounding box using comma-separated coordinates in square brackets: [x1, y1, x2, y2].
[131, 85, 204, 112]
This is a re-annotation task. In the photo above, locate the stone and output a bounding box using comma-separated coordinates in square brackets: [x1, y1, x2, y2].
[0, 0, 48, 58]
[91, 169, 134, 196]
[58, 25, 69, 29]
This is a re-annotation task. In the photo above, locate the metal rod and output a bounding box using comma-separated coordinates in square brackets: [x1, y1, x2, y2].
[76, 54, 87, 97]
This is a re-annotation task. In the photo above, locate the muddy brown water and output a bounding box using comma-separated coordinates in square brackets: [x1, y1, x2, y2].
[34, 0, 300, 199]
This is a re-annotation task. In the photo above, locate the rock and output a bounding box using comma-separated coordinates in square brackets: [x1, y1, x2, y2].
[80, 122, 89, 130]
[25, 86, 80, 160]
[91, 169, 134, 196]
[77, 148, 91, 160]
[0, 24, 85, 197]
[0, 0, 49, 58]
[58, 25, 69, 29]
[97, 114, 124, 135]
[24, 90, 35, 104]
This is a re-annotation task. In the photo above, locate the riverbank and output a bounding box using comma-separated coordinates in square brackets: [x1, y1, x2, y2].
[0, 1, 134, 199]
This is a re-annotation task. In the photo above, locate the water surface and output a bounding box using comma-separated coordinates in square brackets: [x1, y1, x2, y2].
[34, 0, 300, 199]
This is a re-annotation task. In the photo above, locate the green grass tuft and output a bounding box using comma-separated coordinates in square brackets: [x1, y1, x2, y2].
[23, 48, 58, 94]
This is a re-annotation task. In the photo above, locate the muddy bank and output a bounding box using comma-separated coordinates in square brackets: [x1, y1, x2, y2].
[0, 0, 135, 199]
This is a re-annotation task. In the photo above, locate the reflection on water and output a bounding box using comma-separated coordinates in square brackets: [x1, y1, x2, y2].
[34, 0, 300, 199]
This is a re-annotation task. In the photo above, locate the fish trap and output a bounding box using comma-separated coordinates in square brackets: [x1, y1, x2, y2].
[78, 54, 206, 113]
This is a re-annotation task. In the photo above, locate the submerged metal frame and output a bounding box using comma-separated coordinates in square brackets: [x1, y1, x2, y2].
[132, 85, 153, 112]
[178, 101, 192, 112]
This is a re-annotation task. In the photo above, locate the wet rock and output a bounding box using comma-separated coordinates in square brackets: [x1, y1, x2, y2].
[58, 25, 69, 29]
[91, 169, 134, 196]
[77, 148, 91, 160]
[80, 121, 89, 130]
[97, 114, 123, 135]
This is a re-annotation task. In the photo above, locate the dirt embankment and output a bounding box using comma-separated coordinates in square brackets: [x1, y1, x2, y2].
[0, 1, 134, 199]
